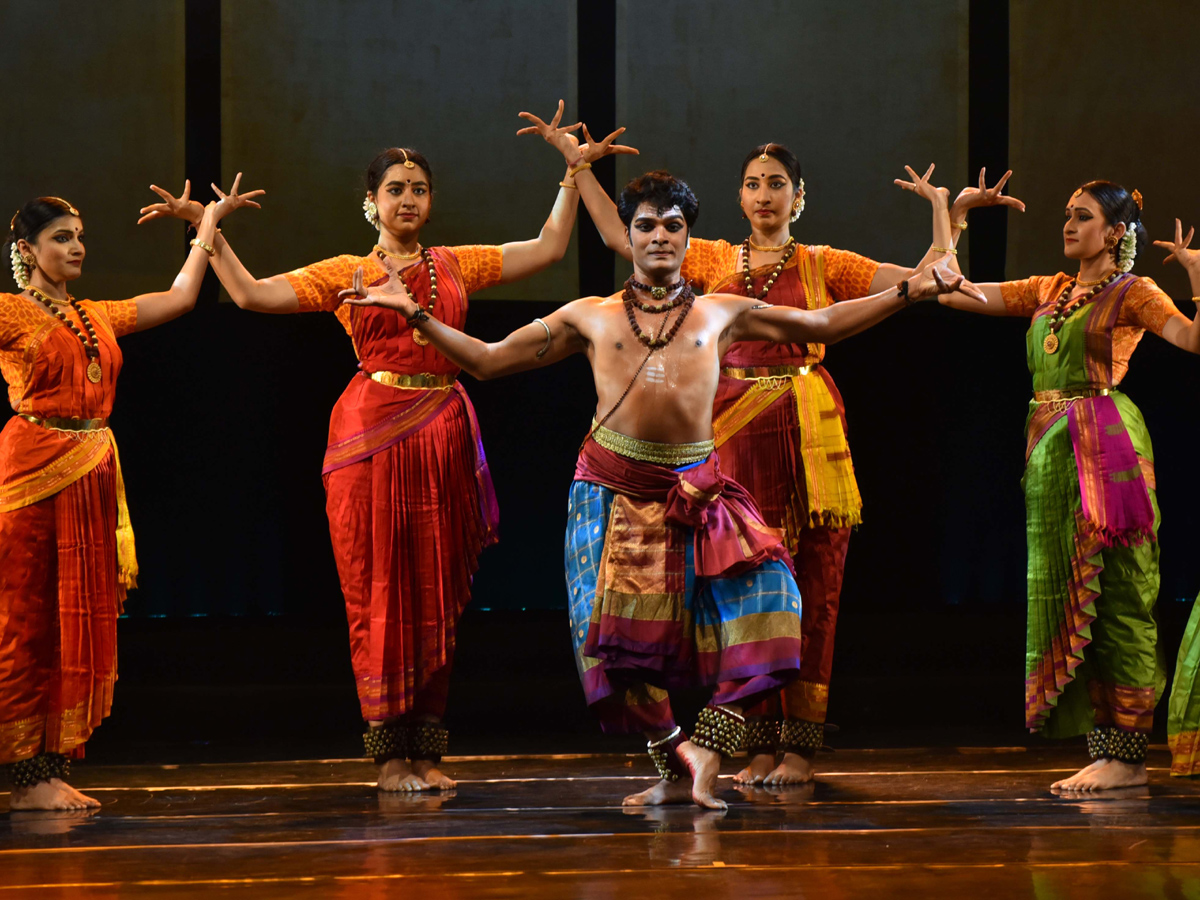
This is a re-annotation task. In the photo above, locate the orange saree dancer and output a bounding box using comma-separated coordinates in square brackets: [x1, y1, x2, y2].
[681, 238, 879, 756]
[0, 292, 138, 767]
[284, 246, 502, 736]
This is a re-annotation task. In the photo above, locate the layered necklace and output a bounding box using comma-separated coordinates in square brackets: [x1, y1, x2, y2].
[27, 285, 102, 383]
[622, 277, 695, 349]
[375, 245, 438, 346]
[741, 236, 797, 301]
[1042, 270, 1121, 354]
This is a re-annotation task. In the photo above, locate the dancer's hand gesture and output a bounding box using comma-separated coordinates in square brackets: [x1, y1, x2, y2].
[210, 172, 265, 222]
[1153, 219, 1200, 272]
[338, 266, 417, 316]
[950, 168, 1026, 224]
[138, 180, 205, 226]
[518, 99, 638, 165]
[907, 256, 987, 304]
[894, 163, 950, 208]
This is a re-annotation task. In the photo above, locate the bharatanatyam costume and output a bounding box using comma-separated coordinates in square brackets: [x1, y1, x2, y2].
[284, 245, 502, 765]
[999, 271, 1181, 768]
[565, 420, 804, 776]
[679, 237, 878, 757]
[0, 290, 138, 787]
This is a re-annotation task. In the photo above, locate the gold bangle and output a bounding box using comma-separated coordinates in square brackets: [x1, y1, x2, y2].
[559, 180, 578, 190]
[190, 238, 215, 256]
[952, 221, 968, 230]
[1192, 296, 1200, 303]
[566, 161, 592, 178]
[931, 246, 958, 255]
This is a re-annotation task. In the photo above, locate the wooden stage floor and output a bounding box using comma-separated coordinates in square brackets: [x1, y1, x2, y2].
[4, 746, 1200, 898]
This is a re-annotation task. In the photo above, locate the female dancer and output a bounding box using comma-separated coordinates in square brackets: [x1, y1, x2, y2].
[930, 179, 1200, 791]
[140, 104, 631, 792]
[517, 114, 997, 784]
[1, 178, 252, 809]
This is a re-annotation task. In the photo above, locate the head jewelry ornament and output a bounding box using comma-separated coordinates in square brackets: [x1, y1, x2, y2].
[1131, 189, 1144, 210]
[400, 149, 416, 169]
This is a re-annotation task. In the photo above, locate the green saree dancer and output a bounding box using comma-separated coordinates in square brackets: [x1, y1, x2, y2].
[930, 179, 1200, 791]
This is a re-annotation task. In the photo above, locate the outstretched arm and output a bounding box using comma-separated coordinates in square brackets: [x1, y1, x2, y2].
[130, 174, 263, 330]
[138, 175, 298, 313]
[730, 261, 985, 346]
[518, 104, 637, 261]
[1153, 219, 1200, 354]
[337, 266, 588, 379]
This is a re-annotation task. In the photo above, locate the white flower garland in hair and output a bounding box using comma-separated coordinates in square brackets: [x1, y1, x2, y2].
[363, 196, 379, 228]
[1117, 222, 1138, 272]
[790, 178, 806, 222]
[9, 243, 29, 289]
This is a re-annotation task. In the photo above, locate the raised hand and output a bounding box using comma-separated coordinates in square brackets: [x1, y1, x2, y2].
[337, 266, 418, 316]
[1152, 218, 1200, 271]
[577, 123, 639, 165]
[908, 257, 987, 303]
[950, 167, 1026, 222]
[517, 99, 639, 165]
[894, 163, 950, 207]
[210, 172, 265, 222]
[517, 99, 584, 161]
[138, 180, 205, 226]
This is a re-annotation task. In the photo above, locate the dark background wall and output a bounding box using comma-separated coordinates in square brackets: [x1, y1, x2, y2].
[4, 0, 1200, 752]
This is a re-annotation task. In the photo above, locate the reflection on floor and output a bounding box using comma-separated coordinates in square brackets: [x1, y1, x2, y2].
[4, 747, 1200, 898]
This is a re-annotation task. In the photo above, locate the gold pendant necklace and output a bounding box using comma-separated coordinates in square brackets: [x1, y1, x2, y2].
[28, 286, 103, 382]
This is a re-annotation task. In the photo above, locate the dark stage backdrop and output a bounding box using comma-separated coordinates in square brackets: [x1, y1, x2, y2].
[2, 0, 1199, 621]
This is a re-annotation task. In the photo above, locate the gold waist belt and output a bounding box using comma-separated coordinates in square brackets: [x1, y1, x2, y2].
[1032, 387, 1111, 414]
[723, 364, 815, 380]
[18, 413, 109, 432]
[590, 421, 714, 466]
[1032, 387, 1111, 402]
[367, 371, 456, 390]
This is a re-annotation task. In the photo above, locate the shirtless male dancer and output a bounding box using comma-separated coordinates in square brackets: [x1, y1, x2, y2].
[339, 170, 982, 808]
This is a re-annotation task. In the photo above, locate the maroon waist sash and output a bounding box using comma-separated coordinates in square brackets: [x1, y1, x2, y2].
[574, 439, 793, 578]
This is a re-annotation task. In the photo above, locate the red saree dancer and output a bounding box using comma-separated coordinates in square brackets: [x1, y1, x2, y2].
[139, 119, 607, 790]
[287, 245, 502, 736]
[2, 185, 240, 809]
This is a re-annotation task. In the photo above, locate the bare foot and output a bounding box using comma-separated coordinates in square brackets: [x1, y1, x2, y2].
[622, 777, 694, 806]
[411, 759, 457, 790]
[1050, 758, 1108, 791]
[10, 778, 99, 811]
[763, 752, 814, 786]
[1051, 758, 1147, 793]
[677, 740, 726, 810]
[733, 752, 776, 785]
[377, 758, 431, 792]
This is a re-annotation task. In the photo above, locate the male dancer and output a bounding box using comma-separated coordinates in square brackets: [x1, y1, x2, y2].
[340, 171, 982, 808]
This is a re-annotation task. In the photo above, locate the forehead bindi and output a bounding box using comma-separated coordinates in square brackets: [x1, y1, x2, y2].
[745, 162, 789, 182]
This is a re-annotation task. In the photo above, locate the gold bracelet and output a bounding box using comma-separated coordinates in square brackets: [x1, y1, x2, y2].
[190, 238, 215, 256]
[566, 161, 592, 178]
[1192, 296, 1200, 303]
[952, 221, 968, 230]
[931, 246, 958, 255]
[559, 180, 578, 190]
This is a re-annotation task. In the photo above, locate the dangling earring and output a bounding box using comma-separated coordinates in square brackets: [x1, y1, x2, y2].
[739, 196, 747, 220]
[363, 196, 379, 228]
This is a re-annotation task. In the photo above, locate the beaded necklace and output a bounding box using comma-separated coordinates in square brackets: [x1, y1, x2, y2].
[1042, 270, 1122, 355]
[375, 246, 438, 346]
[622, 278, 696, 349]
[27, 286, 102, 383]
[627, 276, 686, 305]
[742, 237, 797, 301]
